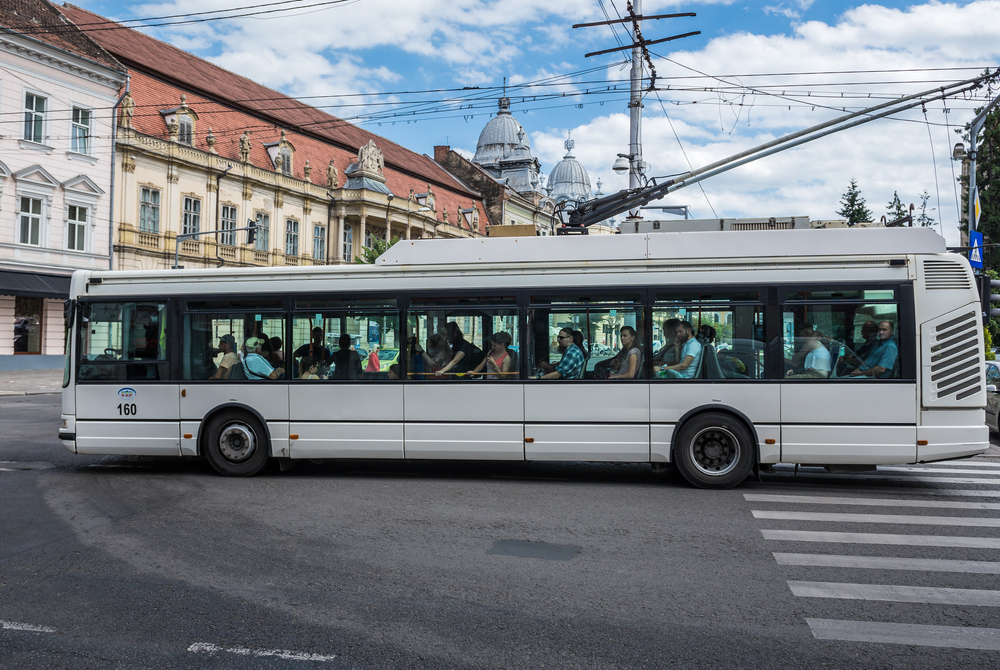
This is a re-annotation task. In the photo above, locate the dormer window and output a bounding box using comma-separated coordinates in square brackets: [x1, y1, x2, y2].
[178, 117, 193, 146]
[280, 148, 292, 175]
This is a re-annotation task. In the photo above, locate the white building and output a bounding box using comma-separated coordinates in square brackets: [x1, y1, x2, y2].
[0, 0, 126, 369]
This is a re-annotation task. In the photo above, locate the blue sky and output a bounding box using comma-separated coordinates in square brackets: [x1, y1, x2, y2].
[74, 1, 999, 241]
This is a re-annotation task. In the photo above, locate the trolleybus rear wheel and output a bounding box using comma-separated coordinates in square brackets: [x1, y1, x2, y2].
[204, 410, 269, 477]
[674, 412, 754, 489]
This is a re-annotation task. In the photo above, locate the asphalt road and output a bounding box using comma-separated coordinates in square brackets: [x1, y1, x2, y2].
[2, 394, 999, 669]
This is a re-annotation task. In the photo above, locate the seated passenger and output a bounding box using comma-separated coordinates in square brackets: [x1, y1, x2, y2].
[609, 326, 643, 379]
[654, 321, 702, 378]
[301, 356, 322, 380]
[269, 336, 285, 368]
[531, 328, 585, 380]
[244, 337, 285, 380]
[473, 331, 513, 378]
[849, 320, 898, 378]
[387, 364, 400, 380]
[786, 326, 831, 378]
[294, 327, 332, 377]
[435, 322, 483, 377]
[653, 318, 681, 365]
[331, 333, 363, 380]
[208, 334, 238, 380]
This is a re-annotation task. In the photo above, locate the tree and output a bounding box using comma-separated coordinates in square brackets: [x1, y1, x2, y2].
[354, 235, 400, 264]
[885, 191, 908, 224]
[837, 178, 873, 225]
[916, 190, 936, 228]
[957, 71, 1000, 271]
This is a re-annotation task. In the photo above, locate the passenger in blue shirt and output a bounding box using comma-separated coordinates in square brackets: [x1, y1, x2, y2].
[654, 321, 702, 379]
[532, 328, 585, 380]
[850, 320, 898, 378]
[243, 336, 285, 380]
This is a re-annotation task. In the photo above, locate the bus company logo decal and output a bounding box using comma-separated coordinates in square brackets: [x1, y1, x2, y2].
[117, 388, 137, 399]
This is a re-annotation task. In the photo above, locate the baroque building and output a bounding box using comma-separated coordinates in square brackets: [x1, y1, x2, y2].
[57, 4, 487, 272]
[0, 0, 126, 369]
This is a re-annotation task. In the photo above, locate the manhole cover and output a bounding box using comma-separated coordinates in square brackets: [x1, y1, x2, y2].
[487, 540, 580, 561]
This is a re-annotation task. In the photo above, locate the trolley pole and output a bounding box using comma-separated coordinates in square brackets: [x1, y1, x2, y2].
[626, 0, 644, 223]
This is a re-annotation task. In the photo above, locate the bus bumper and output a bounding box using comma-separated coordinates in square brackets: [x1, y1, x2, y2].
[917, 424, 989, 462]
[59, 414, 76, 453]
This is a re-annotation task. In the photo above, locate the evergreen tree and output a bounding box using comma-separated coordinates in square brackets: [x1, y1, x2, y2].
[885, 190, 908, 224]
[916, 190, 936, 228]
[354, 235, 400, 264]
[837, 178, 873, 225]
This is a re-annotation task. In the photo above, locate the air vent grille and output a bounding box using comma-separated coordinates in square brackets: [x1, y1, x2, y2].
[929, 310, 981, 401]
[730, 221, 793, 231]
[922, 259, 973, 290]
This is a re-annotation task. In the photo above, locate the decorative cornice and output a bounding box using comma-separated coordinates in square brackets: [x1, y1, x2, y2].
[0, 34, 124, 89]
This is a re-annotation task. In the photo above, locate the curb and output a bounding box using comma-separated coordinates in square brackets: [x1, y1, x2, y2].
[0, 391, 60, 397]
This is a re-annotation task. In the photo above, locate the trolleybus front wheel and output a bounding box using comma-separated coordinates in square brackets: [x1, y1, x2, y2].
[674, 412, 754, 489]
[204, 411, 269, 477]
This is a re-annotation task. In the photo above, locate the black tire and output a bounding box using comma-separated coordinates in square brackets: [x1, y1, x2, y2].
[203, 410, 270, 477]
[673, 412, 754, 489]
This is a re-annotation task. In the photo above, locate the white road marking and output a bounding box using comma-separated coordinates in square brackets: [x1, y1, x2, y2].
[770, 473, 1000, 485]
[760, 486, 1000, 498]
[752, 510, 1000, 527]
[187, 642, 337, 662]
[899, 461, 1000, 468]
[1, 620, 56, 633]
[876, 467, 1000, 476]
[761, 529, 1000, 548]
[773, 553, 1000, 574]
[807, 618, 1000, 650]
[745, 493, 1000, 509]
[789, 581, 1000, 606]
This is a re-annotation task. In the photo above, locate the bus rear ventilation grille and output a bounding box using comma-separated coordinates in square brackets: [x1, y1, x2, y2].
[930, 310, 981, 401]
[922, 259, 973, 290]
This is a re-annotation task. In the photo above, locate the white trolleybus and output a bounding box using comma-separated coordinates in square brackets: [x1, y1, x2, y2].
[58, 227, 988, 488]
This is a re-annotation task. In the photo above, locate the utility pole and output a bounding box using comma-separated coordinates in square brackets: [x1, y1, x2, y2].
[574, 6, 699, 225]
[968, 88, 1000, 233]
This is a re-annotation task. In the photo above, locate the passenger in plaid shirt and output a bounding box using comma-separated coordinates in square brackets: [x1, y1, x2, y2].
[532, 328, 585, 380]
[850, 321, 898, 379]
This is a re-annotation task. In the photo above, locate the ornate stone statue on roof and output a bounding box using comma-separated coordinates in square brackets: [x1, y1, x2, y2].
[120, 92, 135, 130]
[358, 140, 384, 175]
[303, 160, 312, 180]
[442, 206, 449, 224]
[274, 153, 283, 172]
[408, 188, 415, 202]
[239, 131, 252, 163]
[327, 159, 339, 187]
[167, 117, 179, 140]
[206, 127, 217, 154]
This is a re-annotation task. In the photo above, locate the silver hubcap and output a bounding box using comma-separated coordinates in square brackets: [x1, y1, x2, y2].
[688, 426, 740, 477]
[218, 423, 256, 463]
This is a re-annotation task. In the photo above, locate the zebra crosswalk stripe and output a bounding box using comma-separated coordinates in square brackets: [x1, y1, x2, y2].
[752, 510, 1000, 527]
[773, 553, 1000, 574]
[760, 529, 1000, 548]
[789, 581, 1000, 606]
[806, 619, 1000, 650]
[745, 493, 1000, 509]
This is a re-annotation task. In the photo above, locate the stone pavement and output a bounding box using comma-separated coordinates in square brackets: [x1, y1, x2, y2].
[0, 368, 63, 396]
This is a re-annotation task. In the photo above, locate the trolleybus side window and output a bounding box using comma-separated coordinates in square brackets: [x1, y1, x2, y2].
[651, 291, 764, 380]
[407, 295, 519, 380]
[781, 288, 901, 380]
[182, 301, 285, 380]
[528, 293, 642, 380]
[292, 298, 400, 380]
[77, 301, 167, 381]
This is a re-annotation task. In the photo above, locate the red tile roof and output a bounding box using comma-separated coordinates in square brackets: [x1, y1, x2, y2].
[0, 0, 122, 71]
[55, 3, 486, 233]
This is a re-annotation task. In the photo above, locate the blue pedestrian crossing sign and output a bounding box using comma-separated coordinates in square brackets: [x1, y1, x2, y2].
[970, 230, 984, 269]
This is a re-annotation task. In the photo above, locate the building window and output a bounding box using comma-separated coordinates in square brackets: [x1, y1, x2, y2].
[182, 197, 201, 235]
[23, 93, 45, 143]
[139, 187, 161, 233]
[14, 297, 43, 354]
[313, 225, 326, 261]
[19, 196, 42, 246]
[71, 107, 91, 154]
[285, 219, 299, 256]
[220, 205, 237, 246]
[280, 148, 292, 175]
[67, 205, 87, 252]
[344, 226, 353, 262]
[178, 117, 193, 146]
[255, 213, 270, 251]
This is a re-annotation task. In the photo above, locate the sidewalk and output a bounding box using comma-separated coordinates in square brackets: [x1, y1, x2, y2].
[0, 369, 63, 396]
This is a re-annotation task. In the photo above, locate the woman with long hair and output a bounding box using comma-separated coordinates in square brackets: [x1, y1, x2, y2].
[608, 325, 643, 379]
[484, 331, 513, 379]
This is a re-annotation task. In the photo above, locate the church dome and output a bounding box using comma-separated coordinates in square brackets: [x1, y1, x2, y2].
[548, 137, 591, 203]
[473, 97, 532, 166]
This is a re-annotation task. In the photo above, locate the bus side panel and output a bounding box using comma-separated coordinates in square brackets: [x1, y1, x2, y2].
[180, 384, 289, 422]
[289, 385, 403, 458]
[782, 425, 916, 464]
[649, 384, 780, 424]
[404, 384, 523, 459]
[76, 421, 180, 455]
[524, 424, 649, 462]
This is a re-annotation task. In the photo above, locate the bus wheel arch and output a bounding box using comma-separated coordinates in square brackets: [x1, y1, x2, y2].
[671, 406, 757, 489]
[199, 404, 271, 477]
